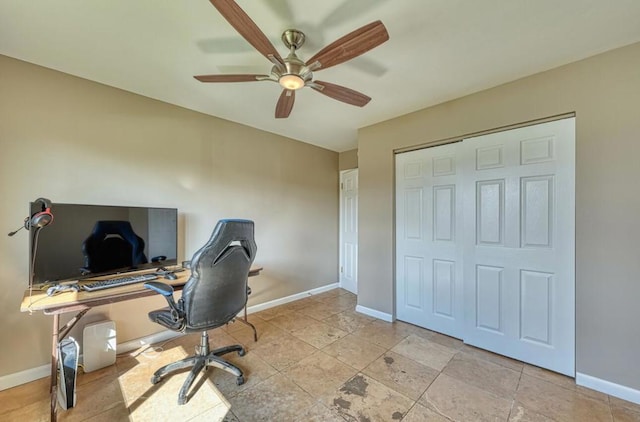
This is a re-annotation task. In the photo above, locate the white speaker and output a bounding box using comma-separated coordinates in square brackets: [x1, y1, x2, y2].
[83, 320, 117, 372]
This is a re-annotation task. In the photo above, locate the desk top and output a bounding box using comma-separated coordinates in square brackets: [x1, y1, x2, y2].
[20, 266, 263, 315]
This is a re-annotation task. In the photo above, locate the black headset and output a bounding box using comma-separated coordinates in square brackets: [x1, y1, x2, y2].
[26, 197, 54, 229]
[7, 197, 54, 237]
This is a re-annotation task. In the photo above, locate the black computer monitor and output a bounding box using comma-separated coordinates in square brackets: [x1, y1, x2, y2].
[29, 202, 178, 285]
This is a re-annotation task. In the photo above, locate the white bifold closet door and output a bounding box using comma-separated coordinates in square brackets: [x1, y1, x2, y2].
[395, 118, 575, 376]
[395, 142, 465, 339]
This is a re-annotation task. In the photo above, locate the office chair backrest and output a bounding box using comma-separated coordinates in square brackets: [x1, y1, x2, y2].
[180, 219, 257, 332]
[82, 220, 148, 273]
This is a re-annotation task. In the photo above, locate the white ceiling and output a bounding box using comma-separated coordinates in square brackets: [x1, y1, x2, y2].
[2, 1, 640, 152]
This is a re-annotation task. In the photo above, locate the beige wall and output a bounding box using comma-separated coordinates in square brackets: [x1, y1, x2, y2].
[358, 41, 640, 390]
[338, 149, 358, 170]
[0, 55, 338, 377]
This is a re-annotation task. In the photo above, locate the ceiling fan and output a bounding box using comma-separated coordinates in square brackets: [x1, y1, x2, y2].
[194, 0, 390, 118]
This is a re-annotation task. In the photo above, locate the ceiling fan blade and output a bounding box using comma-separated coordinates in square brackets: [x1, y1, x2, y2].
[275, 89, 295, 118]
[311, 81, 371, 107]
[306, 20, 389, 71]
[194, 74, 269, 82]
[209, 0, 284, 64]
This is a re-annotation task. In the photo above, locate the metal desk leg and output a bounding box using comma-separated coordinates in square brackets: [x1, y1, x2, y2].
[245, 305, 257, 342]
[50, 314, 59, 422]
[235, 305, 257, 342]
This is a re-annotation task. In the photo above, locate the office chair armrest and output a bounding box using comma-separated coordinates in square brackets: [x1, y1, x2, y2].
[144, 281, 174, 297]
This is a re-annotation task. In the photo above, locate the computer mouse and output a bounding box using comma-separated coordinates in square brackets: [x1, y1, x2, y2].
[46, 285, 60, 296]
[46, 284, 79, 296]
[164, 272, 178, 281]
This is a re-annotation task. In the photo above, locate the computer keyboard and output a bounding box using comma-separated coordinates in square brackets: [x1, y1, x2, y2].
[82, 273, 158, 292]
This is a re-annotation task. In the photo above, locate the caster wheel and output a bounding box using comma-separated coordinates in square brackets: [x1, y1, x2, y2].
[238, 348, 246, 357]
[236, 376, 245, 385]
[151, 375, 161, 384]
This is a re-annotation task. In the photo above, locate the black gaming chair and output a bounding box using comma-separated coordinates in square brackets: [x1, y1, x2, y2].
[82, 220, 148, 274]
[143, 219, 257, 405]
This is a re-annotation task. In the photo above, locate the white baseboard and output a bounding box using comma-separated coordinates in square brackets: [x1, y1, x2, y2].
[245, 282, 339, 314]
[117, 330, 184, 355]
[0, 282, 340, 391]
[355, 305, 393, 322]
[0, 363, 52, 392]
[576, 372, 640, 405]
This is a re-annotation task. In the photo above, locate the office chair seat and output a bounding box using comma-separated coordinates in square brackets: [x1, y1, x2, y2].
[148, 307, 185, 332]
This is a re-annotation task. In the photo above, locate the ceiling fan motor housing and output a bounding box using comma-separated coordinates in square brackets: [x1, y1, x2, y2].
[272, 44, 313, 90]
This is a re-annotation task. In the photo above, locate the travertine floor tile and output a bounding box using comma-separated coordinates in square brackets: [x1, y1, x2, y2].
[202, 330, 244, 350]
[521, 363, 610, 403]
[611, 404, 640, 422]
[268, 311, 320, 333]
[290, 320, 348, 348]
[283, 350, 357, 400]
[251, 332, 318, 371]
[278, 296, 319, 312]
[509, 404, 556, 421]
[322, 308, 375, 333]
[0, 398, 49, 422]
[611, 396, 640, 414]
[515, 374, 613, 422]
[227, 319, 287, 346]
[297, 300, 343, 320]
[421, 330, 464, 350]
[460, 343, 524, 372]
[295, 402, 347, 422]
[362, 351, 439, 400]
[313, 289, 344, 300]
[207, 350, 277, 398]
[317, 292, 357, 310]
[352, 319, 413, 349]
[188, 402, 239, 422]
[70, 403, 130, 422]
[228, 373, 315, 422]
[253, 304, 294, 321]
[58, 375, 125, 422]
[77, 363, 119, 387]
[0, 375, 49, 415]
[402, 402, 450, 421]
[223, 315, 264, 333]
[523, 363, 576, 390]
[328, 373, 415, 421]
[420, 373, 512, 422]
[126, 371, 228, 421]
[443, 351, 521, 399]
[322, 333, 386, 370]
[392, 334, 456, 371]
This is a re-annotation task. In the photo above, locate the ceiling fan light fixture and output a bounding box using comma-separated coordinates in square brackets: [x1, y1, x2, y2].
[279, 74, 305, 90]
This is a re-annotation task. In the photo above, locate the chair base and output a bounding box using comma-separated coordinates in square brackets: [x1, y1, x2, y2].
[150, 331, 245, 405]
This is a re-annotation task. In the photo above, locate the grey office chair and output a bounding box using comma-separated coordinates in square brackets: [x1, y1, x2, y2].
[144, 219, 257, 405]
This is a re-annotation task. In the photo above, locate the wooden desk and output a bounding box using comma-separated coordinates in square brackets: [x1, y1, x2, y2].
[20, 266, 262, 422]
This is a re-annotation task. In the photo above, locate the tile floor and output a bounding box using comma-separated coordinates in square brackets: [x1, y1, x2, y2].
[1, 288, 639, 421]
